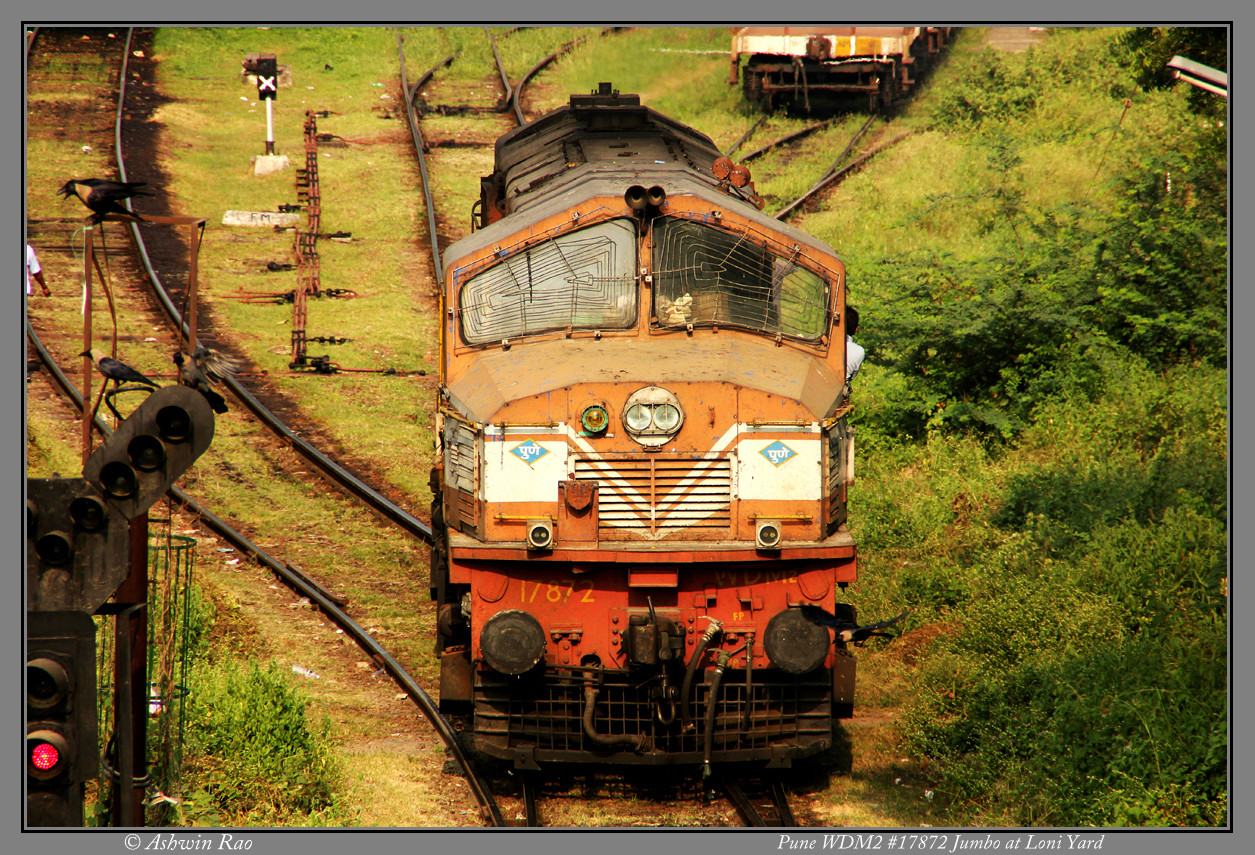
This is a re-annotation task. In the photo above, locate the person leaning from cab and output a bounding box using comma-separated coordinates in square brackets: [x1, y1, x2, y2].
[843, 306, 864, 399]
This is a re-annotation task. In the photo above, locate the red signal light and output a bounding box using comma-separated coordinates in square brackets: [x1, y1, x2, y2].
[31, 740, 61, 771]
[27, 729, 71, 780]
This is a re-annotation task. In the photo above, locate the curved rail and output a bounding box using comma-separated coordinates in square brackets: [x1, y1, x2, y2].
[486, 28, 525, 126]
[396, 32, 448, 289]
[29, 27, 499, 825]
[774, 128, 915, 221]
[100, 32, 434, 545]
[508, 28, 620, 122]
[741, 119, 834, 163]
[26, 318, 505, 828]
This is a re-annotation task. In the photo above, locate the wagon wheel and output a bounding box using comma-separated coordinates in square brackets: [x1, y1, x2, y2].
[743, 68, 765, 107]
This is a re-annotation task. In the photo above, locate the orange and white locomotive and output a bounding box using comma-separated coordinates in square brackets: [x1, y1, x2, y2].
[431, 85, 861, 771]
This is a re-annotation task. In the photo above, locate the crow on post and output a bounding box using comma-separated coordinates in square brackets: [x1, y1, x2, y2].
[174, 346, 239, 414]
[80, 348, 160, 389]
[57, 178, 153, 224]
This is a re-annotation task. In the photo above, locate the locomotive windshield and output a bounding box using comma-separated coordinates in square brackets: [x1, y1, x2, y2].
[460, 219, 638, 345]
[652, 217, 830, 342]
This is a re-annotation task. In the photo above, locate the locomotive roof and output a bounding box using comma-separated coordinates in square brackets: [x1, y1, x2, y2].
[443, 90, 844, 272]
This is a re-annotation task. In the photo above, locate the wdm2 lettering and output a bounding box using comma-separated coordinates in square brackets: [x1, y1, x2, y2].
[778, 833, 886, 850]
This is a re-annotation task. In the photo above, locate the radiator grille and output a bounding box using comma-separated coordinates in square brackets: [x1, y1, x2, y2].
[573, 454, 732, 536]
[444, 419, 480, 531]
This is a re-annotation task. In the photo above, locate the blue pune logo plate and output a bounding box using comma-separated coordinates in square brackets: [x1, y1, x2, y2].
[760, 441, 797, 467]
[510, 440, 550, 466]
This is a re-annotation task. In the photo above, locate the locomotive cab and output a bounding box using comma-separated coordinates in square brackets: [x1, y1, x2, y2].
[431, 86, 860, 770]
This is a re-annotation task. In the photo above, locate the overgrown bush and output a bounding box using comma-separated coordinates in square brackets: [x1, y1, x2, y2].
[180, 661, 345, 826]
[877, 352, 1227, 826]
[844, 27, 1227, 441]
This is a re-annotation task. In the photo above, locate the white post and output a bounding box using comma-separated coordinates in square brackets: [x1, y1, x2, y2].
[265, 98, 275, 155]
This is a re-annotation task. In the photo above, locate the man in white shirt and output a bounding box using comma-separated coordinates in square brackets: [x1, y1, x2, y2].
[27, 244, 50, 296]
[845, 306, 864, 395]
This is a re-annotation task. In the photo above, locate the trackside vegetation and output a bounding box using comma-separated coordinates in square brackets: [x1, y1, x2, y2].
[818, 27, 1227, 826]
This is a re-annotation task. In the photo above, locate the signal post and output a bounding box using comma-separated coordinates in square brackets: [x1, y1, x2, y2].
[27, 386, 216, 827]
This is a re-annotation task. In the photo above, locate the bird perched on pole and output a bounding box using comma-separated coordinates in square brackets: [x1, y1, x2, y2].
[80, 348, 160, 389]
[174, 346, 240, 414]
[57, 178, 153, 224]
[799, 605, 911, 645]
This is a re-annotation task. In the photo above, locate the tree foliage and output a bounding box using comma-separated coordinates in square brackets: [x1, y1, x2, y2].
[1118, 27, 1229, 116]
[846, 28, 1228, 828]
[852, 30, 1227, 440]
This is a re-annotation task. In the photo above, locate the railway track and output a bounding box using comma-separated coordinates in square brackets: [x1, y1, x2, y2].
[720, 109, 915, 222]
[26, 25, 507, 828]
[719, 777, 799, 827]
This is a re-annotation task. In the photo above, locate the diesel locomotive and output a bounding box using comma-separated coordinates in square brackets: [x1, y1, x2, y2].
[430, 84, 865, 772]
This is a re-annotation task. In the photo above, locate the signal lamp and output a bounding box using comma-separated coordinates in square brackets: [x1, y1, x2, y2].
[27, 611, 99, 826]
[68, 496, 107, 532]
[82, 385, 215, 521]
[28, 658, 70, 710]
[98, 461, 139, 499]
[31, 740, 61, 772]
[156, 404, 192, 442]
[28, 730, 70, 779]
[27, 479, 131, 614]
[35, 532, 72, 566]
[128, 434, 166, 471]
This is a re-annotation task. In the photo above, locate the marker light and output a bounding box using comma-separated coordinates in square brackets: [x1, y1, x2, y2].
[581, 404, 610, 434]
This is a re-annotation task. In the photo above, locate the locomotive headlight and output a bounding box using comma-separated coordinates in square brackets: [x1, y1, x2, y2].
[653, 403, 681, 432]
[622, 387, 685, 447]
[624, 404, 653, 432]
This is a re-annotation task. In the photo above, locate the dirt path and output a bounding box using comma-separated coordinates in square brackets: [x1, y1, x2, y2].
[983, 26, 1049, 53]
